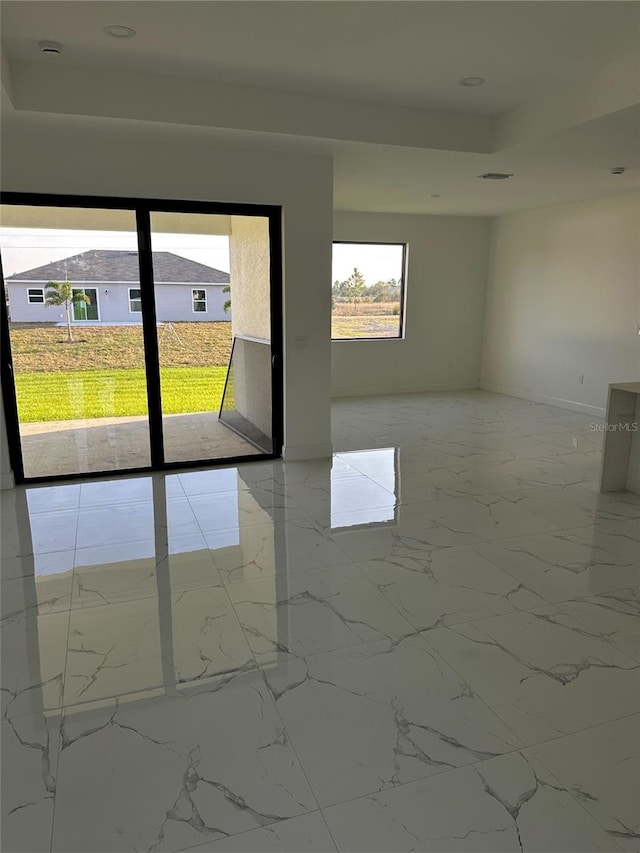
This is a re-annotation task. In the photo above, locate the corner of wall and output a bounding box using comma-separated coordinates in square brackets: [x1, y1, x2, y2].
[478, 215, 499, 388]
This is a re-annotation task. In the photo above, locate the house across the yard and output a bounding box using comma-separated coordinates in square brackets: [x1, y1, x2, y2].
[5, 249, 231, 323]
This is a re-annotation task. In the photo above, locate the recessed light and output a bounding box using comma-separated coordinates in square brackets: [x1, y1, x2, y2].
[459, 77, 485, 87]
[480, 172, 513, 180]
[38, 40, 63, 55]
[103, 25, 136, 38]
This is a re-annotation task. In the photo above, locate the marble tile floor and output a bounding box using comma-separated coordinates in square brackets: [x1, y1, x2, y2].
[1, 390, 639, 852]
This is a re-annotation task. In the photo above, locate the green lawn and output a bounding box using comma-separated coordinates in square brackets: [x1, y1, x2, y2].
[15, 367, 229, 423]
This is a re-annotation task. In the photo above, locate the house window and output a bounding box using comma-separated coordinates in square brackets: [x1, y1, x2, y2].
[331, 242, 407, 340]
[129, 287, 142, 312]
[28, 288, 44, 304]
[192, 289, 207, 313]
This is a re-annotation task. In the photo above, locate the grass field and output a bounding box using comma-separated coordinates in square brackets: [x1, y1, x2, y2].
[14, 367, 229, 423]
[332, 302, 400, 316]
[331, 315, 401, 339]
[10, 322, 233, 422]
[9, 322, 232, 372]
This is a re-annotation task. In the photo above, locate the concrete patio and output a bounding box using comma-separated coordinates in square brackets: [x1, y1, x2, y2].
[19, 411, 260, 478]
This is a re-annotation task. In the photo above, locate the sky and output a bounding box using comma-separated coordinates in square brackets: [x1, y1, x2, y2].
[0, 229, 231, 278]
[332, 242, 404, 284]
[0, 229, 404, 285]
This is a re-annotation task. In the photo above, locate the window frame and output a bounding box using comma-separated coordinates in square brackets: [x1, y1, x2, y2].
[192, 288, 207, 313]
[331, 240, 407, 342]
[128, 286, 142, 313]
[27, 287, 45, 304]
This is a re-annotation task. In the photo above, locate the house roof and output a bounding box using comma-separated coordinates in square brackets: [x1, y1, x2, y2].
[6, 250, 230, 285]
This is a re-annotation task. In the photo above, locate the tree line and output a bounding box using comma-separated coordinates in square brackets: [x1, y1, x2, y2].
[332, 267, 400, 312]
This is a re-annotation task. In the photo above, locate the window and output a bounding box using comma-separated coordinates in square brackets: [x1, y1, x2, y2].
[28, 288, 44, 304]
[129, 287, 142, 312]
[331, 242, 406, 340]
[192, 288, 207, 313]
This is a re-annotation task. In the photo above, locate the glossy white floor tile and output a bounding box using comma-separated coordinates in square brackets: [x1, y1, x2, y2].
[52, 671, 317, 852]
[414, 494, 560, 543]
[1, 391, 638, 852]
[228, 563, 414, 659]
[530, 714, 640, 851]
[474, 526, 639, 603]
[1, 710, 60, 853]
[555, 588, 640, 661]
[178, 812, 337, 852]
[323, 750, 616, 852]
[424, 607, 640, 744]
[356, 545, 546, 630]
[1, 571, 72, 719]
[260, 636, 521, 808]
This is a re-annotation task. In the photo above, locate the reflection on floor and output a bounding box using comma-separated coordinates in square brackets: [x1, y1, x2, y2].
[2, 391, 639, 853]
[20, 412, 260, 478]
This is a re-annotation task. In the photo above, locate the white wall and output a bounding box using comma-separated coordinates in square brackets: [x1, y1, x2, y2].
[331, 212, 491, 397]
[481, 191, 640, 416]
[0, 116, 334, 467]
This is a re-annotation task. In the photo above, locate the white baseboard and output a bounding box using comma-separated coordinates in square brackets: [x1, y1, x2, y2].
[331, 381, 478, 399]
[479, 380, 606, 418]
[282, 442, 333, 462]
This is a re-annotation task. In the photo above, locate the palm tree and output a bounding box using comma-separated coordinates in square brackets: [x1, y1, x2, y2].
[45, 280, 90, 343]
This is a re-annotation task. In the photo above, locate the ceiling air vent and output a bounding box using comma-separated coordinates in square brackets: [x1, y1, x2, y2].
[479, 172, 513, 180]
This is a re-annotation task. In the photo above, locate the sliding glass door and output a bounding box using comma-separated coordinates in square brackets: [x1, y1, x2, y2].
[149, 211, 275, 465]
[72, 288, 99, 321]
[0, 195, 283, 483]
[0, 205, 150, 479]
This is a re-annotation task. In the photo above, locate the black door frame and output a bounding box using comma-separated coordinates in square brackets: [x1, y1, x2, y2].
[0, 191, 284, 484]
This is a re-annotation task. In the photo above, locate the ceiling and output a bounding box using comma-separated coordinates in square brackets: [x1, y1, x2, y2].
[1, 1, 639, 215]
[3, 1, 639, 114]
[334, 103, 640, 215]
